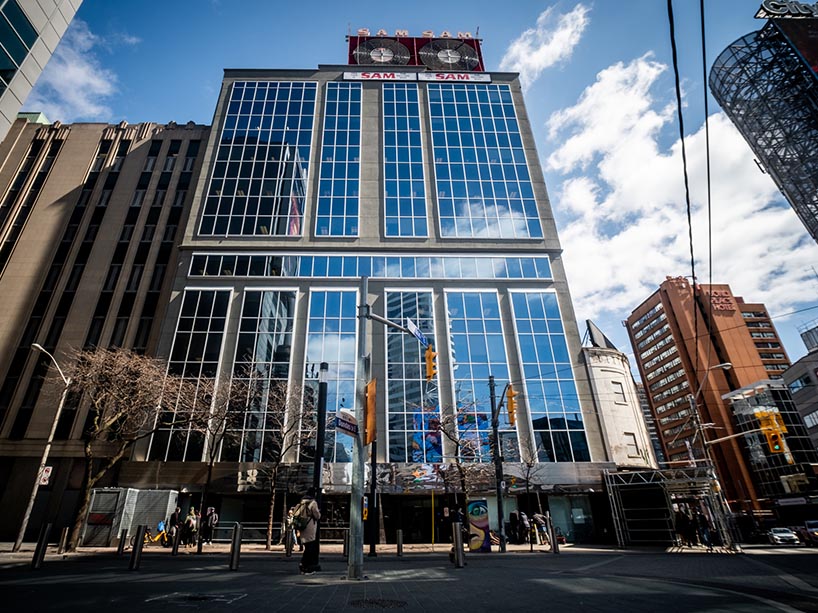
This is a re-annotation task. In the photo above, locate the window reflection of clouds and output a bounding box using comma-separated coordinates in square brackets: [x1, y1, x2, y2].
[303, 290, 358, 462]
[510, 291, 590, 463]
[428, 83, 543, 239]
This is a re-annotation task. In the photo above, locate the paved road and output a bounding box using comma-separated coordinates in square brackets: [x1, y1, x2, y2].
[2, 543, 818, 612]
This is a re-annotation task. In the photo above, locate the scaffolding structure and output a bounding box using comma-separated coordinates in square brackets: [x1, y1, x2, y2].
[605, 467, 733, 548]
[710, 23, 818, 243]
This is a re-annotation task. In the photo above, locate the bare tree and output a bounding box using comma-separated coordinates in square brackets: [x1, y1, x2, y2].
[437, 407, 495, 509]
[64, 348, 196, 551]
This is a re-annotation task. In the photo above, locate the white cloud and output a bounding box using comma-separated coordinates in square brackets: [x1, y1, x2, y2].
[546, 55, 818, 345]
[499, 4, 590, 90]
[23, 19, 121, 122]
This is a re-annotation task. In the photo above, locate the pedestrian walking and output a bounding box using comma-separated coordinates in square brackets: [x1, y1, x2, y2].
[169, 506, 181, 541]
[295, 488, 320, 574]
[203, 506, 219, 545]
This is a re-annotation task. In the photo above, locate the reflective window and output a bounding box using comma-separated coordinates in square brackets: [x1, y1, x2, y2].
[385, 291, 440, 462]
[510, 291, 590, 462]
[383, 84, 427, 237]
[221, 290, 297, 462]
[199, 81, 315, 236]
[149, 289, 231, 462]
[316, 82, 361, 236]
[428, 84, 543, 239]
[446, 291, 518, 462]
[0, 1, 36, 93]
[302, 290, 358, 462]
[190, 252, 551, 280]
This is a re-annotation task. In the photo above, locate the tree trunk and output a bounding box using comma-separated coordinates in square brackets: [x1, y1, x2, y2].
[67, 447, 96, 552]
[197, 458, 215, 554]
[265, 465, 278, 550]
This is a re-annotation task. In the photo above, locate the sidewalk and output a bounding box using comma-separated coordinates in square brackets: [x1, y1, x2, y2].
[2, 540, 817, 612]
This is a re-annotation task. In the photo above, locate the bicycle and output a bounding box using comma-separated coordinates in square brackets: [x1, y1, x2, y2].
[129, 523, 171, 548]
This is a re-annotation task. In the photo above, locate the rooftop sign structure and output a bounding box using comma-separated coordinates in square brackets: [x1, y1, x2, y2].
[347, 29, 485, 72]
[756, 0, 818, 18]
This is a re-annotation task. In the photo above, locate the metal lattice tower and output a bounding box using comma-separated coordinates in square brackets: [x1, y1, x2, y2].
[710, 23, 818, 243]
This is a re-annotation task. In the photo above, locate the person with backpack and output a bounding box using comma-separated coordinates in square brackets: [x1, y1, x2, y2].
[295, 488, 320, 574]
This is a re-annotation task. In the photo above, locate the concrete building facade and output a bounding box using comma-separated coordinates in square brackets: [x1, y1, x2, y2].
[0, 117, 209, 539]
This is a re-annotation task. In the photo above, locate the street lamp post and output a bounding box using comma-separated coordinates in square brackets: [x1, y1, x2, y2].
[312, 362, 328, 560]
[13, 344, 71, 552]
[489, 376, 507, 553]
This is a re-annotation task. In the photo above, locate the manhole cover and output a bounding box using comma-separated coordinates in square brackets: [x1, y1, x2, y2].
[349, 598, 408, 609]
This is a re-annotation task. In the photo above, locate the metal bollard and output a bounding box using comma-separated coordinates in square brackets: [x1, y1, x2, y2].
[129, 525, 146, 571]
[116, 529, 128, 556]
[57, 527, 69, 555]
[342, 529, 349, 558]
[396, 529, 403, 557]
[229, 522, 242, 571]
[284, 526, 293, 557]
[171, 527, 181, 556]
[451, 521, 465, 568]
[31, 522, 52, 570]
[548, 515, 559, 555]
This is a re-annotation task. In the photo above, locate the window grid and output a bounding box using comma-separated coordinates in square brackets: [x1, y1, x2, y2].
[385, 291, 440, 462]
[189, 253, 552, 280]
[0, 1, 37, 93]
[510, 291, 590, 463]
[446, 291, 517, 463]
[149, 289, 231, 462]
[316, 82, 361, 236]
[428, 84, 543, 239]
[383, 84, 427, 237]
[199, 81, 315, 236]
[221, 290, 297, 463]
[301, 290, 358, 462]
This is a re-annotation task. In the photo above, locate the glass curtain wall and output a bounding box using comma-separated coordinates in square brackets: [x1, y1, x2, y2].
[199, 81, 315, 236]
[445, 291, 518, 462]
[385, 290, 440, 462]
[301, 289, 358, 462]
[428, 83, 543, 239]
[510, 291, 589, 462]
[149, 289, 231, 461]
[222, 290, 296, 462]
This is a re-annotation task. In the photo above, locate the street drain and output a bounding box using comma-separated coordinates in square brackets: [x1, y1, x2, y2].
[349, 598, 408, 609]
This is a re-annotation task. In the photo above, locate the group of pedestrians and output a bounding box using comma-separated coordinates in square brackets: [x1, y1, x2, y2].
[675, 509, 715, 551]
[168, 505, 219, 547]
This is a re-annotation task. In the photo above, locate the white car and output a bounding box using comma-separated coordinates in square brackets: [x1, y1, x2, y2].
[768, 527, 800, 545]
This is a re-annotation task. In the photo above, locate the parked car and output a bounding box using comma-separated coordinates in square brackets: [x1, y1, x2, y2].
[803, 520, 818, 546]
[768, 527, 800, 546]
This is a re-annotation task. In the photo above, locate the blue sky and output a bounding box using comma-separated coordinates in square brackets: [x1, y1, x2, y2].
[23, 0, 818, 367]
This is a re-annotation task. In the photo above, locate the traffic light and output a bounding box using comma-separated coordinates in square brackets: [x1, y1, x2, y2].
[766, 430, 784, 454]
[424, 344, 437, 381]
[506, 385, 517, 426]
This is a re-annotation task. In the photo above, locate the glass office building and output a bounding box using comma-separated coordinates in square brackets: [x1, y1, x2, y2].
[0, 0, 83, 142]
[140, 38, 614, 543]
